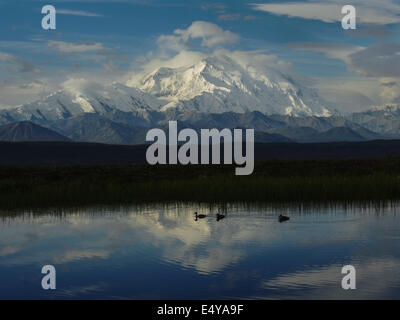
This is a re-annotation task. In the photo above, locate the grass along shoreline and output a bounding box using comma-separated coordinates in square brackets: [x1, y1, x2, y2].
[1, 157, 400, 210]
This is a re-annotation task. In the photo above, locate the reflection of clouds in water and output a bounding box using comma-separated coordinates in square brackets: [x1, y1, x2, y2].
[0, 205, 280, 274]
[0, 216, 53, 259]
[0, 232, 39, 257]
[1, 203, 400, 283]
[55, 282, 108, 298]
[259, 258, 400, 299]
[159, 240, 245, 275]
[123, 210, 283, 274]
[54, 249, 111, 264]
[125, 211, 212, 246]
[0, 214, 117, 266]
[105, 210, 271, 274]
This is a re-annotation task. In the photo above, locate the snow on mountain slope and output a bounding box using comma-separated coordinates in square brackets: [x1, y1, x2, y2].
[1, 54, 334, 124]
[350, 104, 400, 135]
[137, 54, 333, 117]
[4, 83, 163, 123]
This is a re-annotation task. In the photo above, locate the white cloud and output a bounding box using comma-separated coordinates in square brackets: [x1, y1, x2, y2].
[157, 34, 186, 52]
[157, 21, 239, 51]
[176, 21, 239, 47]
[0, 78, 59, 109]
[48, 41, 105, 53]
[0, 51, 39, 72]
[288, 42, 364, 64]
[253, 3, 342, 23]
[348, 43, 400, 78]
[126, 50, 207, 86]
[380, 78, 400, 103]
[61, 78, 94, 95]
[201, 3, 227, 12]
[218, 14, 241, 21]
[288, 42, 400, 106]
[57, 9, 103, 17]
[314, 77, 379, 112]
[252, 0, 400, 25]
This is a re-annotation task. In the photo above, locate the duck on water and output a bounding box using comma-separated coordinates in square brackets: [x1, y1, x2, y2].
[194, 212, 226, 222]
[279, 215, 290, 223]
[194, 212, 207, 221]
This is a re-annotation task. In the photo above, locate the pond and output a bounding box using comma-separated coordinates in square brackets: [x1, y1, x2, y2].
[1, 202, 399, 299]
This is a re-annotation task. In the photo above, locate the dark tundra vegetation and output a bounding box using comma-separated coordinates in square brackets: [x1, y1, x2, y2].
[1, 139, 400, 165]
[0, 155, 400, 210]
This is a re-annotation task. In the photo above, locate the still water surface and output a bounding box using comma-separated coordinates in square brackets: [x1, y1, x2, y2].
[1, 202, 400, 299]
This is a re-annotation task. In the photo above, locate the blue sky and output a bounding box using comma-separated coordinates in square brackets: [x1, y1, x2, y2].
[0, 0, 399, 112]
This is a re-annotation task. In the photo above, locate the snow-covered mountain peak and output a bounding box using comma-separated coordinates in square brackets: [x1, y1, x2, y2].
[2, 53, 334, 124]
[138, 53, 333, 117]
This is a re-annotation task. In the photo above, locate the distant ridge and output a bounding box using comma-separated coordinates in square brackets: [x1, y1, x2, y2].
[51, 113, 148, 145]
[0, 121, 70, 142]
[0, 140, 399, 166]
[0, 112, 391, 145]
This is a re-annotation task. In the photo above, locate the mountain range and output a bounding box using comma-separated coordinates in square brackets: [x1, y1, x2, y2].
[0, 53, 399, 145]
[0, 121, 70, 142]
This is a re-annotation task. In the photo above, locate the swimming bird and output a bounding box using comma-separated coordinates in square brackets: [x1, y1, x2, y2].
[216, 213, 226, 222]
[194, 212, 207, 220]
[279, 215, 290, 223]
